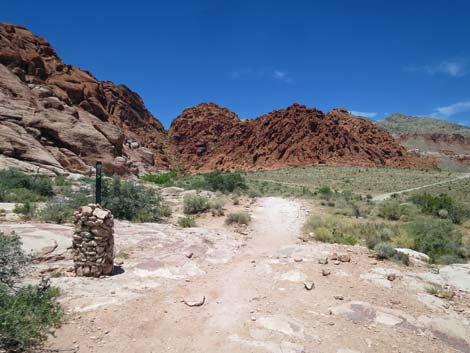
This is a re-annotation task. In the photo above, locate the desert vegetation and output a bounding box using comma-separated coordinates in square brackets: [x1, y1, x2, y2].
[4, 169, 171, 224]
[302, 188, 470, 265]
[225, 212, 251, 225]
[0, 232, 63, 352]
[143, 171, 248, 193]
[247, 166, 464, 196]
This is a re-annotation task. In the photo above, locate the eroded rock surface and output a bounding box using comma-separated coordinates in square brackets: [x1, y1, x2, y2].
[169, 103, 434, 172]
[0, 23, 174, 175]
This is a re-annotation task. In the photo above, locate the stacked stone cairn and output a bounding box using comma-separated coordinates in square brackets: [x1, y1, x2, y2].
[72, 204, 114, 277]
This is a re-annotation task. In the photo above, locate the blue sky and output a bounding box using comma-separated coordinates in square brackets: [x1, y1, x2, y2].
[2, 0, 470, 127]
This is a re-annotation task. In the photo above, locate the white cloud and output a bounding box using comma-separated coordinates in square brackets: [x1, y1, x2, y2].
[228, 68, 293, 83]
[273, 70, 286, 79]
[349, 110, 378, 118]
[431, 101, 470, 118]
[408, 60, 467, 77]
[273, 69, 293, 83]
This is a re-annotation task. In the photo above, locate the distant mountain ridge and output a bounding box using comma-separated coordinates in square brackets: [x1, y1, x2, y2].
[376, 113, 470, 138]
[376, 113, 470, 171]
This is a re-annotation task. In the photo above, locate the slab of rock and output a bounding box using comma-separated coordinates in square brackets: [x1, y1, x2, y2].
[183, 296, 205, 307]
[395, 248, 429, 263]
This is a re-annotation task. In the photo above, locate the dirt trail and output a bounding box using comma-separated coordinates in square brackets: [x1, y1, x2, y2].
[36, 197, 470, 353]
[373, 173, 470, 201]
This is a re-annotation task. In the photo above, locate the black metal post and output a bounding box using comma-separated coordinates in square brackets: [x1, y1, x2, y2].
[95, 161, 102, 205]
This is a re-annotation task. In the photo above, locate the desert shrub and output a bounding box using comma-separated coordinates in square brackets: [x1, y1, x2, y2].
[178, 216, 196, 228]
[248, 189, 262, 198]
[54, 175, 71, 187]
[0, 232, 63, 352]
[160, 204, 172, 218]
[208, 198, 225, 216]
[361, 224, 397, 249]
[377, 200, 418, 221]
[102, 177, 164, 222]
[331, 230, 358, 245]
[0, 187, 48, 203]
[317, 186, 334, 200]
[405, 218, 466, 263]
[0, 232, 30, 289]
[437, 255, 466, 265]
[183, 194, 209, 214]
[302, 216, 358, 245]
[390, 230, 416, 249]
[374, 242, 396, 259]
[0, 281, 63, 352]
[313, 227, 333, 242]
[302, 216, 324, 234]
[409, 193, 466, 224]
[374, 242, 409, 265]
[13, 202, 37, 220]
[37, 199, 74, 224]
[301, 186, 314, 197]
[202, 171, 247, 193]
[225, 212, 251, 225]
[232, 196, 240, 205]
[0, 169, 54, 203]
[142, 171, 178, 186]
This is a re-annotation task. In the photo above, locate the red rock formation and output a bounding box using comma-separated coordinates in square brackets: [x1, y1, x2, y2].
[0, 23, 434, 175]
[0, 23, 174, 175]
[169, 103, 433, 172]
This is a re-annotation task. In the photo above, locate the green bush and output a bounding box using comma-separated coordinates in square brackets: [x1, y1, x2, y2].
[317, 186, 334, 200]
[313, 227, 333, 242]
[183, 194, 209, 215]
[225, 212, 251, 225]
[409, 193, 466, 224]
[0, 187, 48, 203]
[37, 199, 74, 224]
[142, 171, 178, 186]
[377, 200, 418, 221]
[0, 232, 29, 289]
[202, 172, 247, 193]
[13, 202, 37, 220]
[437, 255, 466, 265]
[54, 175, 71, 187]
[374, 242, 396, 259]
[0, 169, 54, 203]
[208, 199, 225, 216]
[102, 177, 164, 222]
[0, 281, 63, 352]
[374, 242, 410, 265]
[405, 218, 466, 263]
[178, 216, 196, 228]
[0, 232, 63, 351]
[302, 216, 358, 245]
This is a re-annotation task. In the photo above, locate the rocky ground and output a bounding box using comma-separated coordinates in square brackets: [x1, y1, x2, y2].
[1, 196, 469, 353]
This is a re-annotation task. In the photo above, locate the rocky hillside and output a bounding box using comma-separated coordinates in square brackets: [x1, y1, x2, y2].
[377, 113, 470, 137]
[377, 114, 470, 170]
[169, 103, 432, 172]
[0, 23, 174, 175]
[0, 23, 433, 175]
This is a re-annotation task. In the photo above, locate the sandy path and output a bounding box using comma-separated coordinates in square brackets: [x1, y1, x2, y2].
[45, 197, 469, 353]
